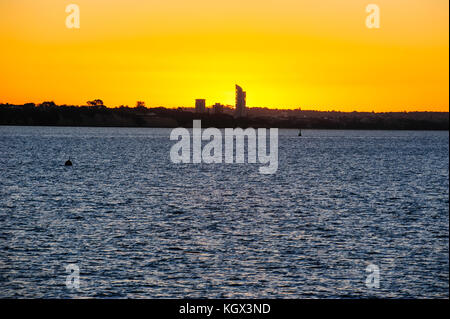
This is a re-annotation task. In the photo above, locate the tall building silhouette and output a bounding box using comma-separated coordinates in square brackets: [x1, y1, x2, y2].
[195, 99, 206, 113]
[234, 85, 246, 118]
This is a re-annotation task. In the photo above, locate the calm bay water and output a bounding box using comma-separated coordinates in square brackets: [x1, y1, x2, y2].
[0, 126, 448, 298]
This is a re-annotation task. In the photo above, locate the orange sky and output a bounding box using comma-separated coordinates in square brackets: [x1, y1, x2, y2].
[0, 0, 448, 111]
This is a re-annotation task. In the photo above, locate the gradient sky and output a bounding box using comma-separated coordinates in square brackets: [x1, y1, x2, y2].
[0, 0, 448, 111]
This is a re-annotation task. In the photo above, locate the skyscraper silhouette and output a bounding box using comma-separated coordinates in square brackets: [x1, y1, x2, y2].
[234, 85, 246, 118]
[195, 99, 206, 113]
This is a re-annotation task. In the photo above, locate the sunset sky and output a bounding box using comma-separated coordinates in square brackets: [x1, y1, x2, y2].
[0, 0, 448, 111]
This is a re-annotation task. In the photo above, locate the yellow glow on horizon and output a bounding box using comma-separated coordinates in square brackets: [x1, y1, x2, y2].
[0, 0, 448, 112]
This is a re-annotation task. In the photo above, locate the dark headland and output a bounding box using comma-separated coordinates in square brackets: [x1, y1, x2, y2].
[0, 102, 448, 130]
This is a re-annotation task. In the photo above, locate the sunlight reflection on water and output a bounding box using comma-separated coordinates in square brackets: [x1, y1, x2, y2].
[0, 126, 448, 298]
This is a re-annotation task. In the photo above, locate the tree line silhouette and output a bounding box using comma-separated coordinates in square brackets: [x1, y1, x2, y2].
[0, 101, 448, 130]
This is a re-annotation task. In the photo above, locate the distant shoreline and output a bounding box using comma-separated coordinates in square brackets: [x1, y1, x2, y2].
[1, 124, 449, 132]
[1, 104, 448, 131]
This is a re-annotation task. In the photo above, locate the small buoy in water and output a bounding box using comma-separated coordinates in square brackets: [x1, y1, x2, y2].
[65, 159, 72, 166]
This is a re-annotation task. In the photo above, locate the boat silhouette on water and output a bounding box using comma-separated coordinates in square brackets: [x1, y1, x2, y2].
[65, 159, 72, 166]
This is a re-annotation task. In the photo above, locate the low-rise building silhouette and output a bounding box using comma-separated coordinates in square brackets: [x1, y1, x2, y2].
[213, 103, 224, 114]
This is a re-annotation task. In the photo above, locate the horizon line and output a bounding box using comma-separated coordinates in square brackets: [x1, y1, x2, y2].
[1, 102, 448, 114]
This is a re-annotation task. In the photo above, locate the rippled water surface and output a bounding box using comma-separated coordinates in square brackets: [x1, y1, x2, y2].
[0, 126, 448, 298]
